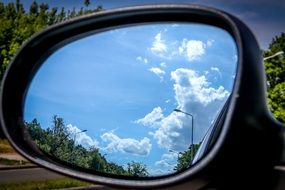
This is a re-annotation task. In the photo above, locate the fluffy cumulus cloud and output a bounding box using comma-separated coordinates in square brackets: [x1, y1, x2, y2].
[150, 32, 178, 59]
[171, 68, 229, 106]
[150, 32, 167, 54]
[152, 153, 177, 174]
[101, 132, 152, 156]
[66, 124, 98, 147]
[179, 39, 206, 61]
[140, 68, 229, 151]
[155, 159, 172, 168]
[150, 32, 215, 62]
[135, 107, 164, 127]
[151, 112, 187, 150]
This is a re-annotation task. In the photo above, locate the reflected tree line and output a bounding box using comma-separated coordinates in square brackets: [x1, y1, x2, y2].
[26, 115, 200, 176]
[26, 115, 148, 177]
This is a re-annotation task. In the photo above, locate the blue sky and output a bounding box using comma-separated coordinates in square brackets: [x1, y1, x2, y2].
[24, 23, 237, 175]
[2, 0, 285, 48]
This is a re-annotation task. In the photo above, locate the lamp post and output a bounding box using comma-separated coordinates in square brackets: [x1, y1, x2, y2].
[263, 51, 284, 61]
[173, 109, 194, 162]
[71, 129, 87, 163]
[73, 129, 87, 145]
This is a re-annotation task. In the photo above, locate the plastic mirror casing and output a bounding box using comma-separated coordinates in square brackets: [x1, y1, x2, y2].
[0, 4, 283, 189]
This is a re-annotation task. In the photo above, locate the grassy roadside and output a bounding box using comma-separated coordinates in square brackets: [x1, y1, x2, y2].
[0, 139, 94, 189]
[0, 157, 29, 166]
[0, 139, 16, 154]
[0, 178, 93, 190]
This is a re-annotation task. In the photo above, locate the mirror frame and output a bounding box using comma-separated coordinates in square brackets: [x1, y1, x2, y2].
[1, 4, 282, 189]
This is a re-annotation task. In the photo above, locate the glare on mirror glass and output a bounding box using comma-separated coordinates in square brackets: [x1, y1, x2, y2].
[24, 23, 237, 177]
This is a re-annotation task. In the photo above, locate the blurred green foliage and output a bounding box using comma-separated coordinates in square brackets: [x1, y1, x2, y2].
[264, 32, 285, 122]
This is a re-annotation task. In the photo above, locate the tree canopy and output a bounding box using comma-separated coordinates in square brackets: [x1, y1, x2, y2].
[174, 144, 200, 172]
[264, 32, 285, 122]
[0, 0, 103, 81]
[26, 115, 149, 177]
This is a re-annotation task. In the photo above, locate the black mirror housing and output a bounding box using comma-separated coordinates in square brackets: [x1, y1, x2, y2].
[0, 4, 283, 189]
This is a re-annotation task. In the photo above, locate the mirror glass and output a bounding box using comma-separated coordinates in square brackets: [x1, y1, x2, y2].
[24, 23, 237, 177]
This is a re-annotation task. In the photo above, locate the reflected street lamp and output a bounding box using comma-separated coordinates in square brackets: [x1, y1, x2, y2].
[71, 129, 87, 163]
[263, 51, 284, 61]
[73, 129, 87, 145]
[173, 109, 194, 162]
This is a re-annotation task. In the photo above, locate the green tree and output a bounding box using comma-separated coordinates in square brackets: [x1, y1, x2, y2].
[174, 144, 200, 172]
[127, 161, 149, 177]
[46, 115, 72, 159]
[84, 0, 90, 8]
[88, 147, 108, 172]
[26, 118, 49, 149]
[25, 115, 134, 176]
[29, 0, 38, 15]
[264, 32, 285, 122]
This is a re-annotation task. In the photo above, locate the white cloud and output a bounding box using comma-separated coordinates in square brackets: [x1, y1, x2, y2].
[146, 68, 229, 151]
[165, 99, 171, 103]
[207, 39, 215, 47]
[150, 32, 167, 54]
[211, 67, 222, 77]
[179, 39, 206, 61]
[171, 68, 229, 106]
[155, 159, 172, 168]
[144, 58, 148, 64]
[66, 124, 99, 147]
[135, 107, 164, 127]
[101, 132, 152, 156]
[136, 56, 148, 64]
[149, 67, 166, 81]
[148, 168, 167, 176]
[152, 153, 177, 174]
[150, 32, 178, 60]
[151, 32, 206, 60]
[162, 153, 177, 160]
[152, 112, 185, 150]
[160, 62, 166, 67]
[149, 67, 165, 75]
[211, 67, 219, 72]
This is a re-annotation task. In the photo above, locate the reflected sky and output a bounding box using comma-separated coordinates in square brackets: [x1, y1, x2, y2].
[24, 23, 237, 175]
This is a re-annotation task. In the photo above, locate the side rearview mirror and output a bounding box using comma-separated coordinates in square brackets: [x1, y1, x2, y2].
[0, 4, 283, 189]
